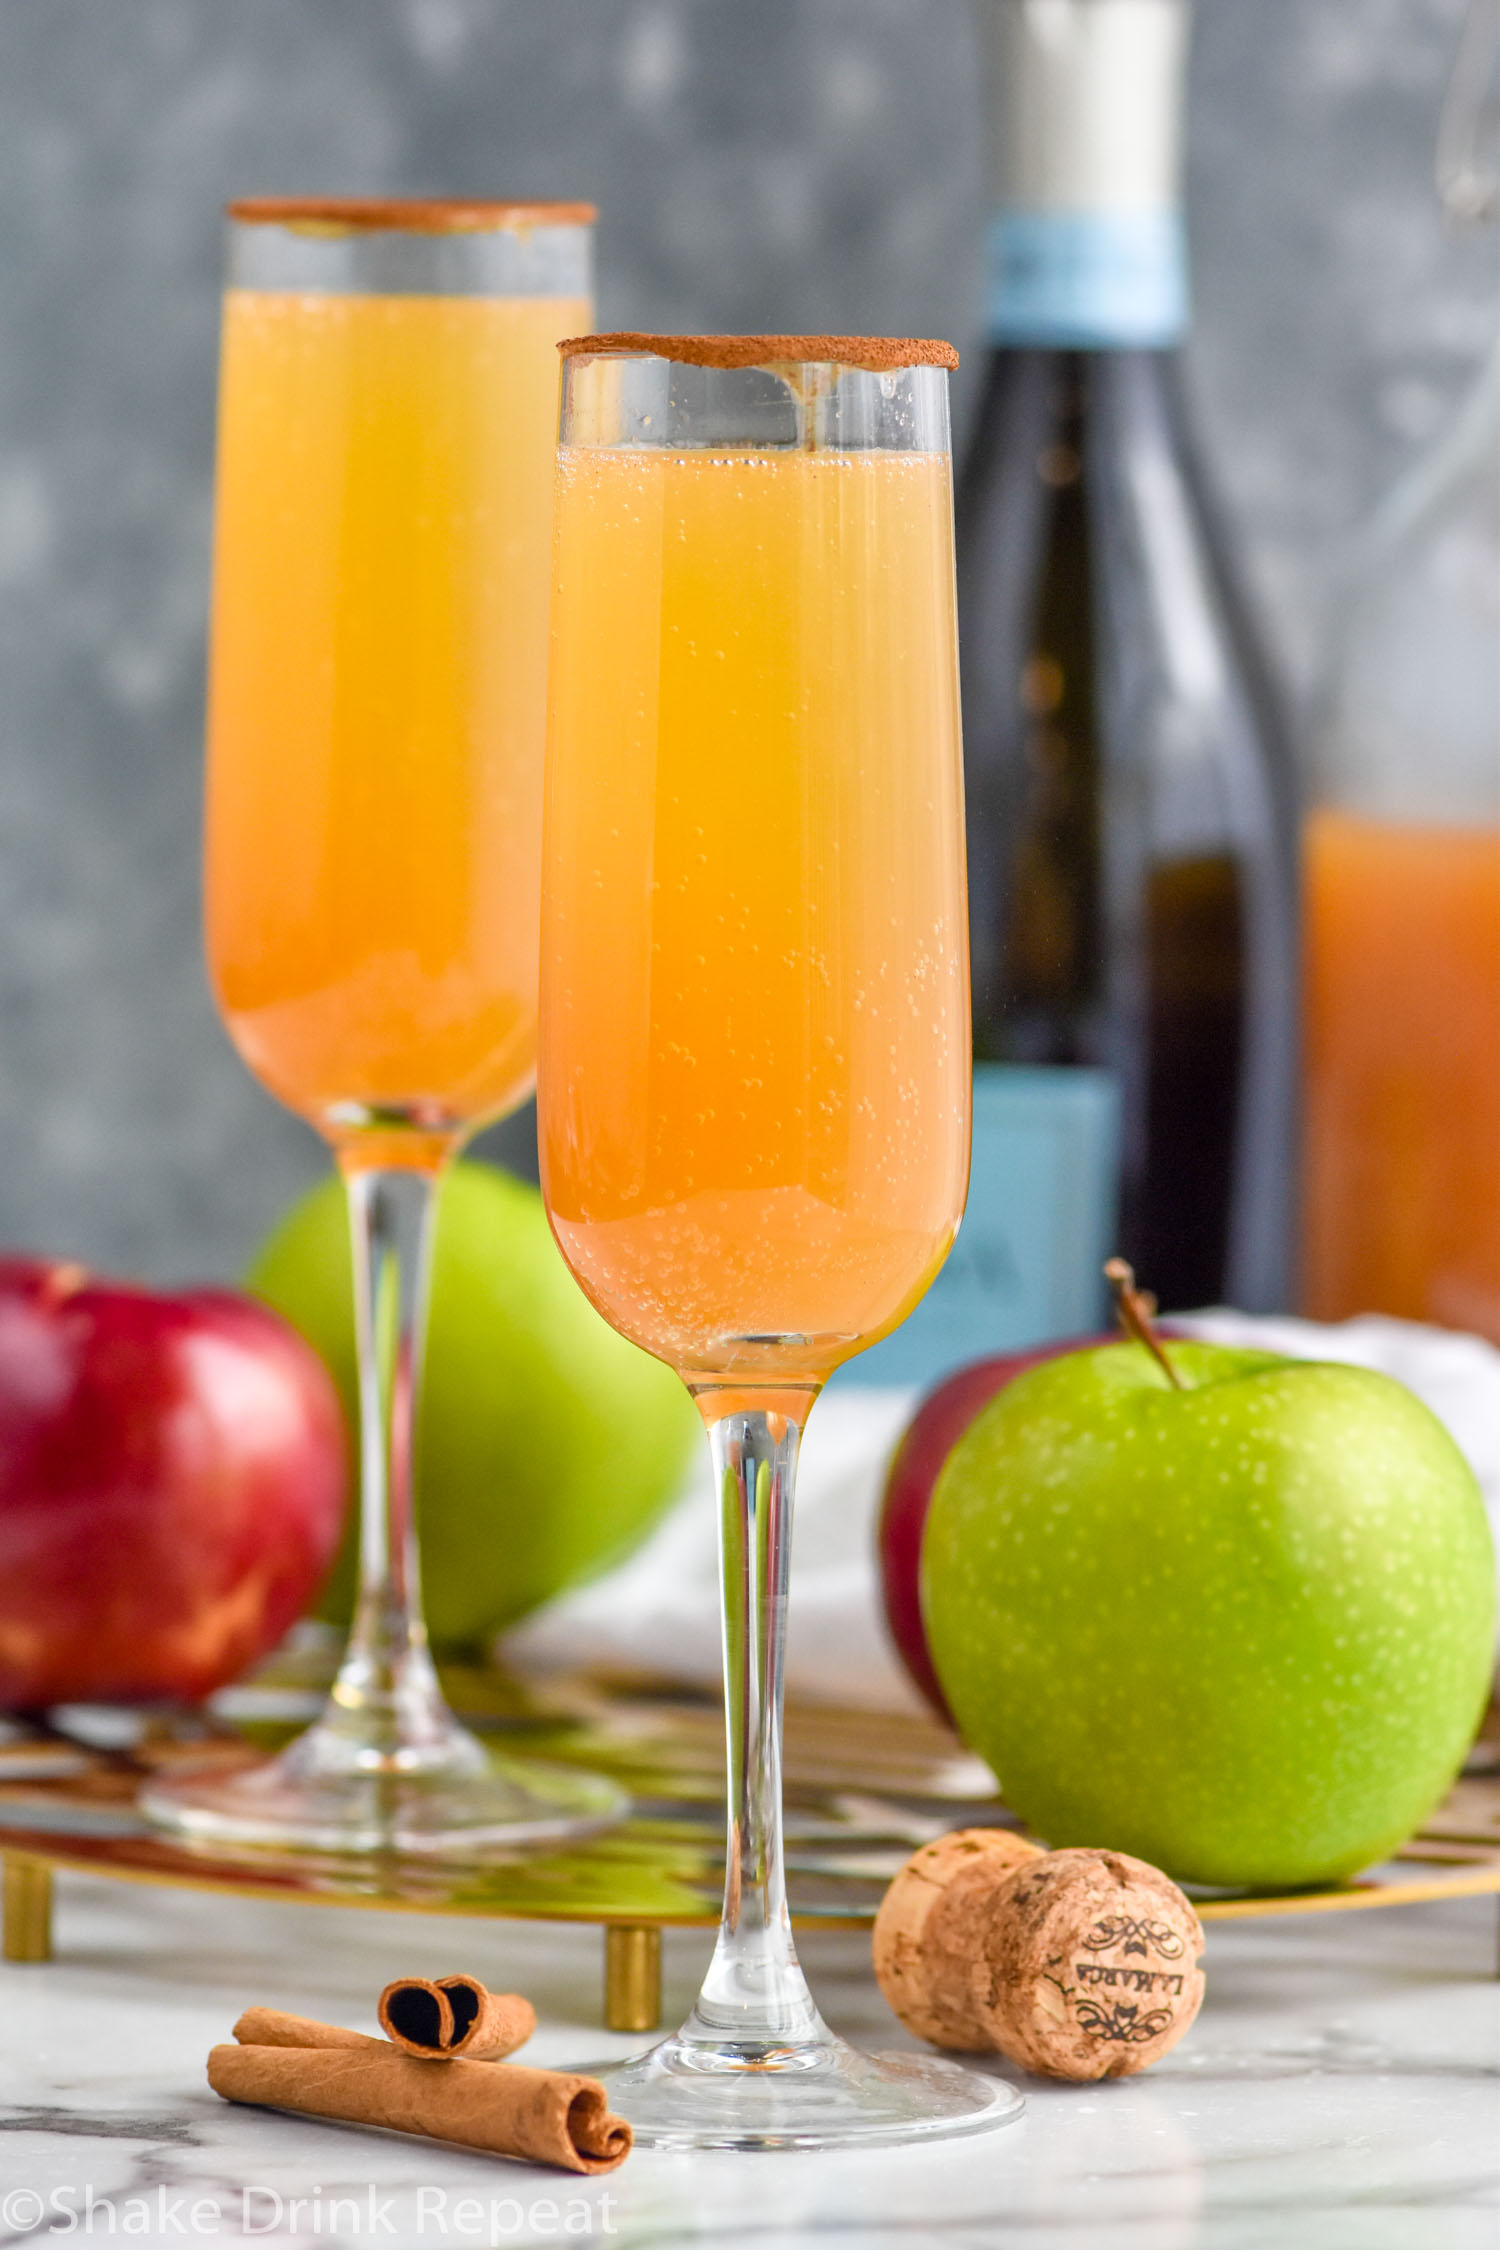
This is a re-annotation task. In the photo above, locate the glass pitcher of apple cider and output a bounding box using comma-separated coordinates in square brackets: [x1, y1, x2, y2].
[1302, 336, 1500, 1341]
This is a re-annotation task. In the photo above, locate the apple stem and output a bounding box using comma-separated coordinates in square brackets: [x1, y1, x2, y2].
[1104, 1258, 1185, 1390]
[39, 1262, 89, 1310]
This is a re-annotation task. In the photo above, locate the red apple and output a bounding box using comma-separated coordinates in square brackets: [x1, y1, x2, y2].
[878, 1337, 1119, 1717]
[0, 1258, 348, 1708]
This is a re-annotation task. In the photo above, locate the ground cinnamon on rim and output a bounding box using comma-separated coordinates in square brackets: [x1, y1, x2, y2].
[227, 197, 595, 233]
[559, 332, 959, 372]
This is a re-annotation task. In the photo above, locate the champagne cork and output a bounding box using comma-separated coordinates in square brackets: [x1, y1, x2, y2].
[872, 1828, 1045, 2049]
[874, 1832, 1205, 2080]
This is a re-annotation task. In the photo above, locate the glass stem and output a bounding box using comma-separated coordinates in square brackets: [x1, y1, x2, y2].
[684, 1405, 825, 2054]
[314, 1164, 479, 1776]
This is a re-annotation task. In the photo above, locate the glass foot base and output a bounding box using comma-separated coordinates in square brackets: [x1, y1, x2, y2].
[139, 1741, 626, 1858]
[587, 2029, 1023, 2151]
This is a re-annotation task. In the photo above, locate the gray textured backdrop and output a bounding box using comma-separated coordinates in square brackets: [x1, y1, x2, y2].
[0, 0, 1492, 1282]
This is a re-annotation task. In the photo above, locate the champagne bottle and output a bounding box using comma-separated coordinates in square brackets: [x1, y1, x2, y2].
[855, 0, 1296, 1387]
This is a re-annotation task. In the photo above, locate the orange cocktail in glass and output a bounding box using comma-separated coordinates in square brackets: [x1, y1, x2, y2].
[207, 285, 585, 1147]
[538, 336, 1018, 2149]
[541, 438, 970, 1385]
[144, 200, 619, 1857]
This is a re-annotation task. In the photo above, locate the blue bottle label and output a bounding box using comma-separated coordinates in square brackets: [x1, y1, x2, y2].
[987, 209, 1188, 349]
[841, 1064, 1120, 1390]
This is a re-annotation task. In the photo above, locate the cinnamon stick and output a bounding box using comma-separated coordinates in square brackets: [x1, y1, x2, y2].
[377, 1975, 535, 2061]
[233, 1983, 534, 2064]
[231, 2008, 385, 2053]
[207, 2046, 631, 2174]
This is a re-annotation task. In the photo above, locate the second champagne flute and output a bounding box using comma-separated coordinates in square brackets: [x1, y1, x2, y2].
[144, 199, 623, 1855]
[540, 334, 1024, 2145]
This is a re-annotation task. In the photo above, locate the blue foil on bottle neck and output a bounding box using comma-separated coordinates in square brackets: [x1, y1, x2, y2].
[987, 208, 1188, 347]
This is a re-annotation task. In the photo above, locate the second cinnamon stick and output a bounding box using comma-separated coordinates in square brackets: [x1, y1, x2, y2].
[377, 1975, 535, 2060]
[231, 2008, 385, 2053]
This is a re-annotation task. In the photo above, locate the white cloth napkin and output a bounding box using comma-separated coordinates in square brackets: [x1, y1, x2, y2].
[501, 1314, 1500, 1714]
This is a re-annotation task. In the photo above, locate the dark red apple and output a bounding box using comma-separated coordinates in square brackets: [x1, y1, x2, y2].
[879, 1337, 1117, 1717]
[0, 1257, 348, 1708]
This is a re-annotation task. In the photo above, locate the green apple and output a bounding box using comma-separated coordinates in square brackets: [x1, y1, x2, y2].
[248, 1161, 697, 1650]
[921, 1339, 1495, 1890]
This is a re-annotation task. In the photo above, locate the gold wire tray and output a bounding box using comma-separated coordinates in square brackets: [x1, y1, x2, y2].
[2, 1666, 1497, 2029]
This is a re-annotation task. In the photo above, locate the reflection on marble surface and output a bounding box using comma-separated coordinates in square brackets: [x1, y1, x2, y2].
[0, 1873, 1494, 2247]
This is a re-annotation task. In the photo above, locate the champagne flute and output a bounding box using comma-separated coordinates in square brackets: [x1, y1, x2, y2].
[538, 334, 1024, 2145]
[144, 200, 624, 1855]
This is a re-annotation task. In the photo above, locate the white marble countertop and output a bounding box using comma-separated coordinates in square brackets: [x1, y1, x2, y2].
[0, 1872, 1495, 2249]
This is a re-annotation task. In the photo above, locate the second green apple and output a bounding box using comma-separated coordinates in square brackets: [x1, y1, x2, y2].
[922, 1339, 1495, 1889]
[250, 1161, 697, 1650]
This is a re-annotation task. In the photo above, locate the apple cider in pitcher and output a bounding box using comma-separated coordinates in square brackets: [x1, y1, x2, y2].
[1303, 810, 1500, 1339]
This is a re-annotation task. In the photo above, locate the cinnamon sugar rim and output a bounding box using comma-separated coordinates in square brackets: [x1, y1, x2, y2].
[227, 198, 595, 233]
[559, 332, 958, 373]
